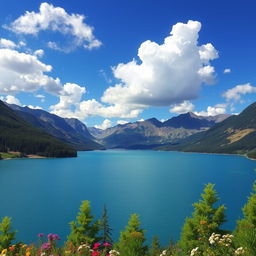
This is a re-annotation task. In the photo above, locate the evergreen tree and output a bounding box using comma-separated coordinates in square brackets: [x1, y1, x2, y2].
[115, 214, 147, 256]
[100, 205, 113, 244]
[0, 217, 16, 251]
[67, 201, 100, 245]
[178, 183, 226, 255]
[234, 182, 256, 256]
[149, 236, 161, 256]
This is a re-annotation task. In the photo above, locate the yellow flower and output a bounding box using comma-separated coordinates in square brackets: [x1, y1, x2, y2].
[26, 251, 31, 256]
[22, 244, 27, 248]
[1, 249, 7, 254]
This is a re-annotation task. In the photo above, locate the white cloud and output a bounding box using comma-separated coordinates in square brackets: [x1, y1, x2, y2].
[102, 20, 218, 109]
[169, 100, 195, 114]
[25, 105, 42, 110]
[7, 2, 101, 51]
[4, 95, 21, 105]
[0, 38, 17, 49]
[223, 83, 256, 101]
[94, 119, 112, 130]
[195, 103, 227, 116]
[34, 49, 44, 58]
[35, 94, 45, 102]
[117, 120, 129, 125]
[49, 20, 218, 121]
[137, 119, 144, 122]
[223, 68, 231, 74]
[0, 48, 63, 95]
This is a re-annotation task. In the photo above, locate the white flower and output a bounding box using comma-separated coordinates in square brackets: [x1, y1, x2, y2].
[190, 247, 199, 256]
[235, 247, 245, 255]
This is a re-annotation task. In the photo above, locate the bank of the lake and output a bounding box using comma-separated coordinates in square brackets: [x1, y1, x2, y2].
[0, 150, 255, 245]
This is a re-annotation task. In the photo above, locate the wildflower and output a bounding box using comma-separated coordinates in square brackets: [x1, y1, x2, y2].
[38, 233, 44, 238]
[160, 250, 167, 256]
[103, 242, 111, 247]
[92, 251, 100, 256]
[52, 234, 60, 240]
[92, 243, 101, 250]
[41, 242, 51, 250]
[78, 244, 90, 251]
[190, 247, 199, 256]
[1, 249, 7, 256]
[109, 250, 120, 256]
[235, 247, 245, 255]
[26, 251, 31, 256]
[200, 220, 207, 225]
[22, 244, 27, 248]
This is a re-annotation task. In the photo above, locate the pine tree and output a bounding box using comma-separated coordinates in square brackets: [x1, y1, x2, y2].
[115, 213, 147, 256]
[149, 236, 161, 256]
[67, 201, 101, 245]
[234, 182, 256, 256]
[0, 217, 16, 251]
[178, 183, 226, 255]
[100, 205, 113, 244]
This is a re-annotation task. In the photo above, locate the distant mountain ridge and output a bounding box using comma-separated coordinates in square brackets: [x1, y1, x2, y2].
[0, 100, 76, 157]
[159, 102, 256, 159]
[89, 112, 231, 149]
[9, 104, 104, 151]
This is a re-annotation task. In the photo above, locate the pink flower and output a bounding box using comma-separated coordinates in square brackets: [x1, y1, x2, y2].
[92, 251, 100, 256]
[93, 243, 101, 250]
[103, 242, 111, 247]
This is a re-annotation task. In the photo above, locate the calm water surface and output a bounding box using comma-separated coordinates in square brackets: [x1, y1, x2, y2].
[0, 150, 255, 245]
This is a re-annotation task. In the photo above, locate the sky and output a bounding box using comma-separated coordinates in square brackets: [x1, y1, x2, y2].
[0, 0, 256, 128]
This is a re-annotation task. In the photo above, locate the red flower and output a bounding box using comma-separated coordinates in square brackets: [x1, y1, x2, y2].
[93, 243, 101, 250]
[103, 242, 111, 247]
[92, 251, 100, 256]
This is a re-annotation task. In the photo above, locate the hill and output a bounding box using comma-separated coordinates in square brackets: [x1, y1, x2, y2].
[9, 105, 104, 151]
[159, 102, 256, 159]
[0, 100, 77, 158]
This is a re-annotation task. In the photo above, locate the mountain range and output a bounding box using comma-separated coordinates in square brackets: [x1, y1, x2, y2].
[159, 102, 256, 159]
[89, 112, 230, 149]
[9, 104, 104, 151]
[1, 98, 255, 159]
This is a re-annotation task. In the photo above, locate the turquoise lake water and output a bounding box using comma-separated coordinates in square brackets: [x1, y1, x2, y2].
[0, 150, 255, 245]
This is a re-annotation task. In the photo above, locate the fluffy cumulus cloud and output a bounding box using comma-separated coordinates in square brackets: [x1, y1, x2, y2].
[169, 100, 195, 114]
[102, 20, 218, 108]
[7, 2, 101, 51]
[94, 119, 112, 130]
[0, 48, 63, 95]
[0, 38, 17, 49]
[223, 83, 256, 101]
[3, 95, 21, 105]
[49, 83, 86, 116]
[50, 20, 218, 120]
[195, 103, 227, 116]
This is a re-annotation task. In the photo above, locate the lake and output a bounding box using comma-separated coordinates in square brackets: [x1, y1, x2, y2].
[0, 150, 255, 245]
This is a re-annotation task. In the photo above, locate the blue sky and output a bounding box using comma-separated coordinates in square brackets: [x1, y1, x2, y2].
[0, 0, 256, 128]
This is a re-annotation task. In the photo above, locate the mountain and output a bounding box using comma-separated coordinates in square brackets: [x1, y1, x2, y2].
[162, 112, 230, 129]
[159, 102, 256, 158]
[9, 104, 104, 151]
[0, 100, 76, 157]
[90, 113, 230, 149]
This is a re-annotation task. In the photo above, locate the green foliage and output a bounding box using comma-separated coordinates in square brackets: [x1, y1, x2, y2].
[100, 205, 113, 244]
[149, 236, 161, 256]
[115, 213, 147, 256]
[0, 217, 16, 251]
[234, 182, 256, 256]
[178, 184, 226, 255]
[67, 201, 101, 246]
